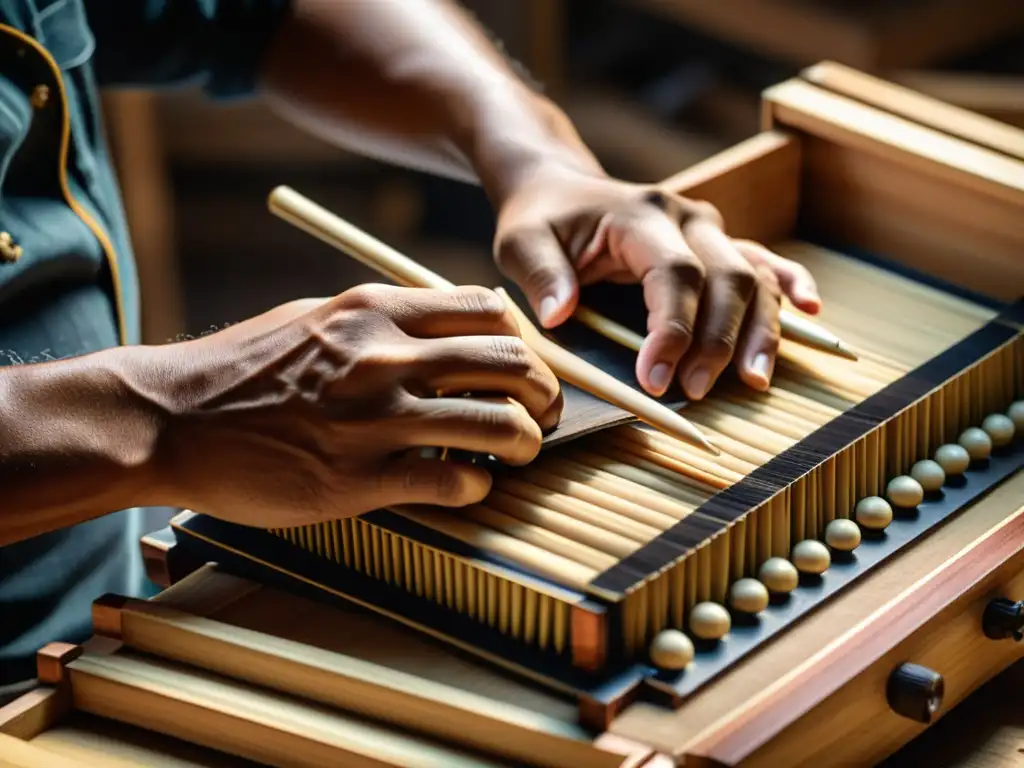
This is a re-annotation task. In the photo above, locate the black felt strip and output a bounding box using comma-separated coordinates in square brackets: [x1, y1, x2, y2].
[500, 278, 690, 448]
[589, 303, 1022, 597]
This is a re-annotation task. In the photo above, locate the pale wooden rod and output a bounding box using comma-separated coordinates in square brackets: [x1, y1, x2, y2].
[268, 185, 718, 454]
[575, 291, 857, 361]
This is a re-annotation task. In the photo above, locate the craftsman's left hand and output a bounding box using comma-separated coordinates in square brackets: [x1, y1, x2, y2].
[493, 165, 822, 400]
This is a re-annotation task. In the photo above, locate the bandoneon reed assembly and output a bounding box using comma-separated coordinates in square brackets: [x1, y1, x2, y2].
[172, 57, 1023, 735]
[4, 62, 1021, 768]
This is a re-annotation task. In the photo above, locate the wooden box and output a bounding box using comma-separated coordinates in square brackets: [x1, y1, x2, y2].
[1, 62, 1021, 768]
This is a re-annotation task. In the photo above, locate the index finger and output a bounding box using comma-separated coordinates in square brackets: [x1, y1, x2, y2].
[338, 284, 522, 339]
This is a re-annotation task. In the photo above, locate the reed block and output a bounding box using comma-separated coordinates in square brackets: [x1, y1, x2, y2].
[14, 478, 1024, 759]
[35, 645, 82, 688]
[656, 131, 801, 245]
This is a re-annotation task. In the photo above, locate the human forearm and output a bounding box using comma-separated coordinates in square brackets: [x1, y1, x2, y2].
[259, 0, 603, 205]
[0, 347, 167, 545]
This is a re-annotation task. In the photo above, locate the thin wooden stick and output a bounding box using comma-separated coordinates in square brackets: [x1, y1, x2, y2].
[268, 185, 718, 455]
[575, 304, 858, 361]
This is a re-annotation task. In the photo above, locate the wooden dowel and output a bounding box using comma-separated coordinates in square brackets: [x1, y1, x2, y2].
[268, 185, 717, 455]
[575, 302, 858, 361]
[270, 186, 453, 291]
[510, 472, 678, 532]
[533, 457, 699, 522]
[389, 505, 598, 590]
[496, 478, 663, 542]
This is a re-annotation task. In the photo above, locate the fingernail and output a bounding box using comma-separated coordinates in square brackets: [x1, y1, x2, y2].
[539, 295, 559, 326]
[797, 287, 821, 307]
[686, 367, 711, 400]
[752, 352, 772, 381]
[650, 363, 672, 393]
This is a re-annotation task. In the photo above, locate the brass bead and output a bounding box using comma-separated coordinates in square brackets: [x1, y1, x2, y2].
[0, 233, 20, 263]
[30, 84, 50, 109]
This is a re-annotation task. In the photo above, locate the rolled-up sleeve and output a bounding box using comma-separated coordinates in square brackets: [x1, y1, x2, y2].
[83, 0, 292, 99]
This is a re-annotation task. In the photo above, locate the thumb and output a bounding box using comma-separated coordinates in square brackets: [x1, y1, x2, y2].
[495, 229, 579, 328]
[379, 454, 492, 508]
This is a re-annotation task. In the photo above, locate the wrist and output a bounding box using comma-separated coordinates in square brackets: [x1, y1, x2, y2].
[0, 345, 173, 543]
[107, 340, 213, 509]
[79, 344, 175, 503]
[451, 82, 605, 206]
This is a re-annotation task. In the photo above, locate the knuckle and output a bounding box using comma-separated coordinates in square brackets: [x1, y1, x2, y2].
[660, 317, 696, 346]
[689, 200, 722, 223]
[494, 232, 526, 270]
[341, 283, 391, 310]
[488, 335, 532, 373]
[759, 269, 783, 298]
[720, 263, 758, 298]
[431, 466, 467, 504]
[700, 334, 738, 361]
[761, 332, 781, 356]
[521, 264, 561, 295]
[479, 404, 527, 442]
[454, 286, 507, 319]
[523, 366, 560, 408]
[676, 199, 722, 228]
[346, 342, 399, 379]
[495, 232, 560, 292]
[665, 259, 706, 290]
[641, 188, 672, 211]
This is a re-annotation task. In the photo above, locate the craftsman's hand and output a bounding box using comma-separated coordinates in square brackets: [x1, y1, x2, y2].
[150, 284, 561, 528]
[493, 165, 822, 400]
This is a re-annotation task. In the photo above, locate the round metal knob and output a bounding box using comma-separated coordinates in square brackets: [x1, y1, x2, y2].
[982, 597, 1024, 641]
[886, 663, 943, 724]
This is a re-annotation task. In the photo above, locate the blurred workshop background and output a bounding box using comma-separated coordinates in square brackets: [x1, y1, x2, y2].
[102, 0, 1024, 347]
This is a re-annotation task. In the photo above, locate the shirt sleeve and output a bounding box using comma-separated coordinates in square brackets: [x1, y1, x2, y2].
[83, 0, 292, 99]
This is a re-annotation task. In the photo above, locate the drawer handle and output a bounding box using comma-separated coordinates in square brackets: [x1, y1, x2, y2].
[982, 597, 1024, 642]
[887, 663, 944, 724]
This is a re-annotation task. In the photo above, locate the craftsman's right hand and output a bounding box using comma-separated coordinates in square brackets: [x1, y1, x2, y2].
[146, 284, 562, 528]
[493, 168, 822, 400]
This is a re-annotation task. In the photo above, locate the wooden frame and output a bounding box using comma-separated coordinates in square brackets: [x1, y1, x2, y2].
[6, 472, 1022, 767]
[0, 573, 667, 768]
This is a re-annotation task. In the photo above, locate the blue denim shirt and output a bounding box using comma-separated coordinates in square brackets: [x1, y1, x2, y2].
[0, 0, 289, 685]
